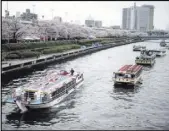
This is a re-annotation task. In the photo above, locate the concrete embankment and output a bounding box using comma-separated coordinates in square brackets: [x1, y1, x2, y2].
[1, 38, 143, 82]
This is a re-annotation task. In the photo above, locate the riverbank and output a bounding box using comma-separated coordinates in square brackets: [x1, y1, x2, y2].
[2, 36, 140, 61]
[2, 37, 143, 82]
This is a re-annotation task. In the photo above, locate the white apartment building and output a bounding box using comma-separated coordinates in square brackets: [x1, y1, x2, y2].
[122, 3, 154, 31]
[136, 7, 150, 31]
[94, 20, 102, 28]
[85, 20, 95, 27]
[122, 8, 131, 29]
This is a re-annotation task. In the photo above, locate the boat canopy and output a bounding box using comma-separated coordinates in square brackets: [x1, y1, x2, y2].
[20, 71, 77, 94]
[116, 65, 143, 75]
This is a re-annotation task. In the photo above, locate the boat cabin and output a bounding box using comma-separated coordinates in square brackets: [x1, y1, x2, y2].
[113, 65, 143, 86]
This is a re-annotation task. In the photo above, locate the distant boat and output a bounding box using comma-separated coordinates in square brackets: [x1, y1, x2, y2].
[133, 45, 146, 51]
[166, 45, 169, 49]
[160, 40, 166, 47]
[149, 49, 166, 57]
[135, 50, 156, 66]
[113, 65, 143, 87]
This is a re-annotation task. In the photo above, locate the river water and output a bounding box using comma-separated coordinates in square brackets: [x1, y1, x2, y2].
[2, 40, 169, 130]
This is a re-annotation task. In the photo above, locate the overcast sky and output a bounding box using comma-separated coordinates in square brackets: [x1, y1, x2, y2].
[2, 1, 169, 30]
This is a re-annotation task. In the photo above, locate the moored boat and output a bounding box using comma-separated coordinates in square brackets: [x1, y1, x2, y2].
[160, 40, 166, 47]
[149, 49, 166, 57]
[135, 50, 156, 66]
[133, 45, 146, 51]
[4, 70, 84, 113]
[166, 45, 169, 50]
[113, 65, 143, 87]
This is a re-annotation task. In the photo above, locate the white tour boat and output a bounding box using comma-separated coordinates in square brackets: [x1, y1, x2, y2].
[135, 50, 156, 66]
[160, 40, 166, 47]
[150, 49, 166, 57]
[5, 70, 84, 113]
[166, 44, 169, 50]
[113, 65, 143, 87]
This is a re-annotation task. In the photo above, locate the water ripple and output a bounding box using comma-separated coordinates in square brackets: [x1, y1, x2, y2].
[2, 41, 169, 130]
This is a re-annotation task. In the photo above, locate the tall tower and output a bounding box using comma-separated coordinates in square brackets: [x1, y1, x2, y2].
[141, 5, 154, 31]
[134, 2, 137, 30]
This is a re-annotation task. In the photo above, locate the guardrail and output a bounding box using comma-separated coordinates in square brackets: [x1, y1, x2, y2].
[140, 36, 169, 40]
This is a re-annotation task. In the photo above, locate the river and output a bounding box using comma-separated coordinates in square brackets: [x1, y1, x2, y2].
[2, 40, 169, 130]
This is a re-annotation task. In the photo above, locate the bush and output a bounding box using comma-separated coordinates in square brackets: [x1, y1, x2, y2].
[43, 44, 80, 54]
[5, 51, 40, 59]
[2, 38, 121, 51]
[5, 53, 20, 59]
[31, 47, 50, 52]
[2, 40, 78, 51]
[20, 51, 40, 58]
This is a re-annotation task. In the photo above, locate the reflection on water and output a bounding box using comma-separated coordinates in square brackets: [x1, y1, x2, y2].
[5, 96, 77, 128]
[2, 40, 169, 130]
[113, 86, 140, 94]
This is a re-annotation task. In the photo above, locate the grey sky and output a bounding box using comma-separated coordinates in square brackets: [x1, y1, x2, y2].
[2, 1, 169, 30]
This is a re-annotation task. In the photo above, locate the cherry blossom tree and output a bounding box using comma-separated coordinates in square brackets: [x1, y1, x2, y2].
[2, 17, 144, 43]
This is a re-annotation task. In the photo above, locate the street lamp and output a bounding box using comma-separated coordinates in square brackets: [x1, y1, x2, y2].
[8, 30, 10, 44]
[7, 1, 8, 11]
[33, 5, 35, 13]
[51, 9, 54, 19]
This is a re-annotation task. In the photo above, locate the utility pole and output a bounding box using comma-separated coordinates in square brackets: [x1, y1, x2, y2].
[7, 1, 8, 11]
[51, 9, 54, 20]
[32, 5, 35, 19]
[65, 12, 68, 22]
[33, 5, 35, 13]
[7, 1, 10, 44]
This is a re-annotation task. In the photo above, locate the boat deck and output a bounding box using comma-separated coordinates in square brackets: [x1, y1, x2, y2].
[22, 72, 75, 93]
[117, 65, 143, 75]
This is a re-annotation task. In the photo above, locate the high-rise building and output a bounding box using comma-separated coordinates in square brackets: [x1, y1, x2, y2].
[85, 20, 95, 27]
[122, 3, 154, 31]
[16, 12, 21, 18]
[53, 16, 62, 23]
[94, 21, 102, 28]
[142, 5, 154, 30]
[122, 8, 131, 29]
[20, 9, 38, 21]
[85, 19, 102, 28]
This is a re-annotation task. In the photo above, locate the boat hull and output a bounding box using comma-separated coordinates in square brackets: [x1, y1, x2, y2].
[135, 59, 155, 66]
[27, 81, 83, 109]
[113, 76, 142, 87]
[5, 81, 83, 109]
[133, 49, 141, 51]
[156, 52, 166, 57]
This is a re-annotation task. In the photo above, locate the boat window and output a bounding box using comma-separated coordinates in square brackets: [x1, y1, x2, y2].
[124, 74, 131, 78]
[67, 82, 71, 87]
[135, 69, 142, 77]
[131, 74, 135, 78]
[72, 80, 76, 85]
[117, 73, 124, 77]
[78, 76, 81, 79]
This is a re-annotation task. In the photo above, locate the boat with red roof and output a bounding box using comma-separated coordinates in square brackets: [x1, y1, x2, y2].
[4, 70, 84, 113]
[113, 65, 143, 86]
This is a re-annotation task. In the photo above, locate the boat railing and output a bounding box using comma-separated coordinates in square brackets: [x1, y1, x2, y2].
[115, 77, 135, 82]
[6, 89, 49, 104]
